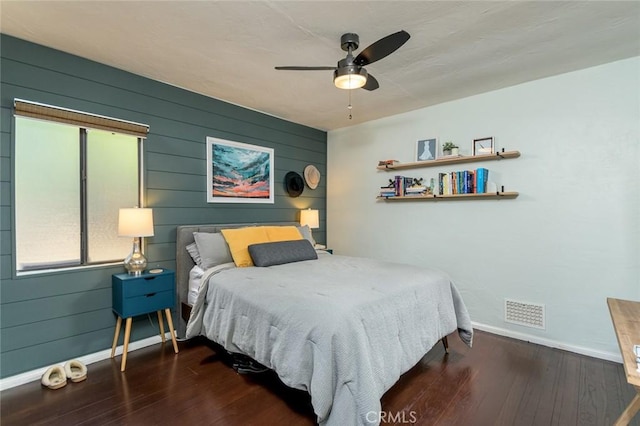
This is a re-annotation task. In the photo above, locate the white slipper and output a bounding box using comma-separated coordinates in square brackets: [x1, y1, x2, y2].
[64, 359, 87, 383]
[41, 365, 67, 389]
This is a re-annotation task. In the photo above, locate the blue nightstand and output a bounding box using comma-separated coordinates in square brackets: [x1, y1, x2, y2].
[110, 269, 179, 371]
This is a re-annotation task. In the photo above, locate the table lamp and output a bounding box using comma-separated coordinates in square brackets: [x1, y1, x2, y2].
[118, 207, 154, 275]
[300, 208, 319, 229]
[299, 208, 320, 244]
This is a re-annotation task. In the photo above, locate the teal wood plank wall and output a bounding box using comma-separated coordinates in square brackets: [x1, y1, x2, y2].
[0, 35, 327, 378]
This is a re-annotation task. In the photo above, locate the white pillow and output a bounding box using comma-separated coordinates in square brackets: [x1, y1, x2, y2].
[193, 232, 234, 269]
[188, 265, 204, 306]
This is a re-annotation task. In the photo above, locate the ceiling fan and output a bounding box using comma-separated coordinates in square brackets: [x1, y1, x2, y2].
[275, 30, 410, 91]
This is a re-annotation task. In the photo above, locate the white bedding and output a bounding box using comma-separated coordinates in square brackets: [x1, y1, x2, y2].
[187, 265, 204, 306]
[186, 254, 473, 426]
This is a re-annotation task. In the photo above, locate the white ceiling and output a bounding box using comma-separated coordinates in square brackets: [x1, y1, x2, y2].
[1, 1, 639, 131]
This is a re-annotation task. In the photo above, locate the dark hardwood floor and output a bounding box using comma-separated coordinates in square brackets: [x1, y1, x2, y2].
[1, 330, 637, 425]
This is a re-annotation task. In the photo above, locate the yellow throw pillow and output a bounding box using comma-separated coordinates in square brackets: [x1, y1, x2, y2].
[221, 227, 270, 267]
[265, 226, 303, 242]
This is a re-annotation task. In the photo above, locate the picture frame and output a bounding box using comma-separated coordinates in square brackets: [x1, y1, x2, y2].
[473, 137, 494, 156]
[416, 138, 438, 162]
[206, 137, 274, 203]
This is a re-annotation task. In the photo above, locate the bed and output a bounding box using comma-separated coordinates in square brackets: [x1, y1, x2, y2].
[176, 223, 473, 426]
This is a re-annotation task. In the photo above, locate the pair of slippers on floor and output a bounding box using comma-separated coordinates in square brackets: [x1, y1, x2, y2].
[41, 360, 87, 390]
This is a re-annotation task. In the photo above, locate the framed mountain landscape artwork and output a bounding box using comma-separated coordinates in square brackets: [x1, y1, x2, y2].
[206, 137, 274, 203]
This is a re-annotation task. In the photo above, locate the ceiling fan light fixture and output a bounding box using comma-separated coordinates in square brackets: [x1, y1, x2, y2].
[334, 67, 367, 90]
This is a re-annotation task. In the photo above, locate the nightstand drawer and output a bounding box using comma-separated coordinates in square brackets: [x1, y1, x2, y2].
[117, 290, 174, 318]
[119, 274, 173, 298]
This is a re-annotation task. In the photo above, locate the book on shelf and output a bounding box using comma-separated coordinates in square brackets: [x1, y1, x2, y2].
[378, 159, 400, 166]
[405, 186, 426, 193]
[476, 167, 489, 193]
[436, 167, 492, 195]
[405, 186, 426, 196]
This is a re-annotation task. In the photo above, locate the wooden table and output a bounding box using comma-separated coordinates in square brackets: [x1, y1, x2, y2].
[607, 298, 640, 426]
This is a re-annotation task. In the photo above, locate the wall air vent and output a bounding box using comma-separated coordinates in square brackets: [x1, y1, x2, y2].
[504, 299, 545, 329]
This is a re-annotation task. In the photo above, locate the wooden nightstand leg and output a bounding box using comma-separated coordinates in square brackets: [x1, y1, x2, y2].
[121, 317, 133, 372]
[164, 308, 179, 354]
[157, 311, 166, 342]
[111, 316, 122, 358]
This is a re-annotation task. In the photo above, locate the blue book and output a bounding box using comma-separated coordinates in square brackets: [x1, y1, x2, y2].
[477, 168, 484, 193]
[482, 168, 489, 192]
[478, 168, 489, 193]
[463, 170, 468, 194]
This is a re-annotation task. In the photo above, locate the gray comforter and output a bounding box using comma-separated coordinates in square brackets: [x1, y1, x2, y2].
[186, 253, 473, 426]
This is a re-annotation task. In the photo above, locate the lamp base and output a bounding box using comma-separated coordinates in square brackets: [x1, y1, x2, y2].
[124, 239, 147, 275]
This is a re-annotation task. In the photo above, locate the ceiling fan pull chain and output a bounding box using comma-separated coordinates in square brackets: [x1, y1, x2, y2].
[348, 88, 353, 120]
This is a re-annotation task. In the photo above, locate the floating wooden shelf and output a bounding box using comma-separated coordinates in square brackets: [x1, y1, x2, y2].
[377, 150, 520, 171]
[377, 192, 519, 201]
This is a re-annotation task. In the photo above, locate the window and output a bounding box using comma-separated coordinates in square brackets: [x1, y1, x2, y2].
[14, 100, 148, 273]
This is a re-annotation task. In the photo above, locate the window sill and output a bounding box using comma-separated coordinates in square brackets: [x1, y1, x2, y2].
[15, 261, 123, 278]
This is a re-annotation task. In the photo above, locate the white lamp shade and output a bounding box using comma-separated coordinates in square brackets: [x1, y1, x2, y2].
[334, 67, 367, 90]
[300, 209, 319, 229]
[334, 73, 366, 90]
[118, 208, 154, 237]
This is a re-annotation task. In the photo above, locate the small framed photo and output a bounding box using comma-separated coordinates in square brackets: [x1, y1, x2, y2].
[473, 137, 494, 156]
[416, 138, 437, 161]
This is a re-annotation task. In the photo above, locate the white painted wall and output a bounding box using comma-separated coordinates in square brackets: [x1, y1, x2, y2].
[327, 57, 639, 360]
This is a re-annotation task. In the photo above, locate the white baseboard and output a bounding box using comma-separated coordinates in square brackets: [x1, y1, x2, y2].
[0, 333, 170, 392]
[472, 321, 622, 364]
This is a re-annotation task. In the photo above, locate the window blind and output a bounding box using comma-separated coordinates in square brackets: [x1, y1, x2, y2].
[14, 99, 149, 138]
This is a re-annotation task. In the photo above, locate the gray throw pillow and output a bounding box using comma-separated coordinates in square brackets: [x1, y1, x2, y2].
[185, 242, 202, 267]
[193, 232, 233, 269]
[296, 225, 316, 246]
[248, 239, 318, 267]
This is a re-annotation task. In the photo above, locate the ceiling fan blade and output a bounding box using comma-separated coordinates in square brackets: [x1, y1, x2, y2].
[354, 30, 410, 66]
[275, 66, 337, 71]
[362, 74, 379, 91]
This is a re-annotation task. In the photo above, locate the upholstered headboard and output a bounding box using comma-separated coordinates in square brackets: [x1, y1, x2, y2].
[175, 222, 298, 337]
